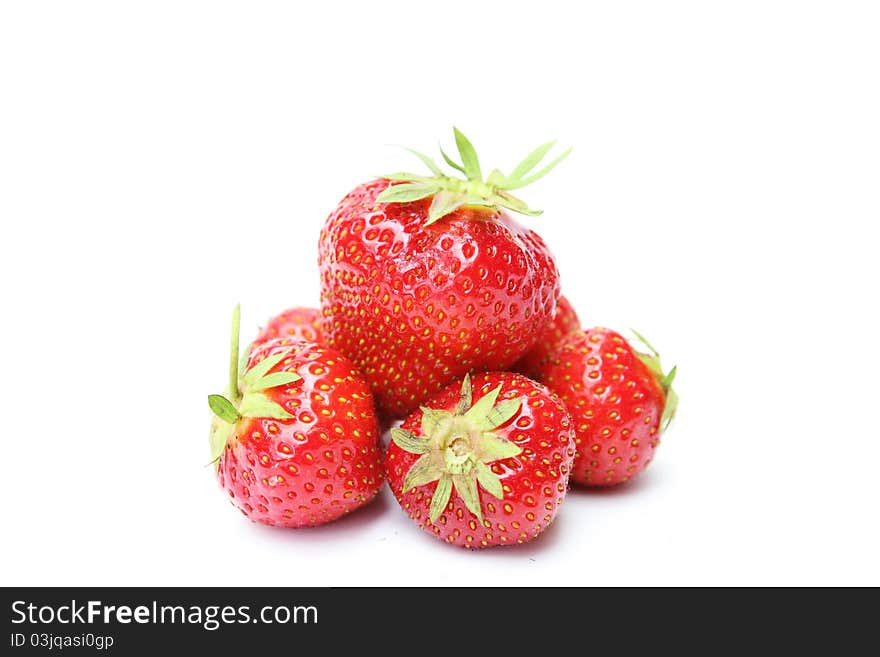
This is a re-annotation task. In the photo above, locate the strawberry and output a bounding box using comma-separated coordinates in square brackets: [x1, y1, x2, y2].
[318, 128, 570, 418]
[537, 327, 678, 487]
[385, 371, 575, 548]
[253, 306, 322, 347]
[208, 306, 383, 527]
[513, 294, 581, 379]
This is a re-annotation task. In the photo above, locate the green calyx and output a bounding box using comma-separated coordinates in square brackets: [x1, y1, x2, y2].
[376, 127, 571, 225]
[207, 305, 302, 463]
[391, 374, 523, 524]
[630, 329, 679, 432]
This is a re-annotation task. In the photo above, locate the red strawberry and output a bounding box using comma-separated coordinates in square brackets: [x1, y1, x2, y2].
[208, 306, 383, 527]
[253, 307, 322, 347]
[537, 327, 678, 487]
[513, 294, 581, 379]
[385, 371, 575, 548]
[319, 128, 569, 418]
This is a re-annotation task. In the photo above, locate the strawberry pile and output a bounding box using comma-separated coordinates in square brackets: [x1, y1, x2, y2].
[207, 129, 678, 548]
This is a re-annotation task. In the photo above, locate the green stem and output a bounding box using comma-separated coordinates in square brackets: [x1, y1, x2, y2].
[229, 304, 241, 403]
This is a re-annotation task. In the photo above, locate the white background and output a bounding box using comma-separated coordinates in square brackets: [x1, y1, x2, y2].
[2, 1, 878, 586]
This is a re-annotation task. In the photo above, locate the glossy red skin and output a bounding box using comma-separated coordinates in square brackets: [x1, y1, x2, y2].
[318, 179, 560, 419]
[537, 328, 666, 487]
[385, 372, 575, 549]
[513, 295, 581, 379]
[253, 307, 322, 347]
[216, 338, 383, 527]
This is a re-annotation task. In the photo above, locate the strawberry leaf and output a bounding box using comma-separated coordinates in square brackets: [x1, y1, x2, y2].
[475, 461, 504, 500]
[398, 146, 444, 176]
[453, 127, 482, 181]
[429, 474, 453, 523]
[480, 398, 521, 431]
[248, 370, 301, 392]
[478, 433, 523, 462]
[404, 453, 443, 490]
[486, 168, 507, 188]
[501, 147, 572, 190]
[239, 392, 294, 420]
[463, 383, 503, 424]
[455, 373, 473, 415]
[452, 472, 482, 522]
[208, 394, 241, 424]
[379, 172, 434, 183]
[439, 144, 466, 174]
[420, 406, 448, 437]
[397, 373, 530, 525]
[378, 128, 569, 223]
[630, 330, 678, 432]
[376, 183, 438, 204]
[426, 190, 466, 225]
[630, 328, 660, 358]
[662, 385, 679, 431]
[662, 365, 677, 391]
[208, 420, 233, 464]
[242, 349, 292, 389]
[465, 195, 496, 207]
[391, 427, 430, 454]
[507, 140, 557, 183]
[494, 191, 542, 216]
